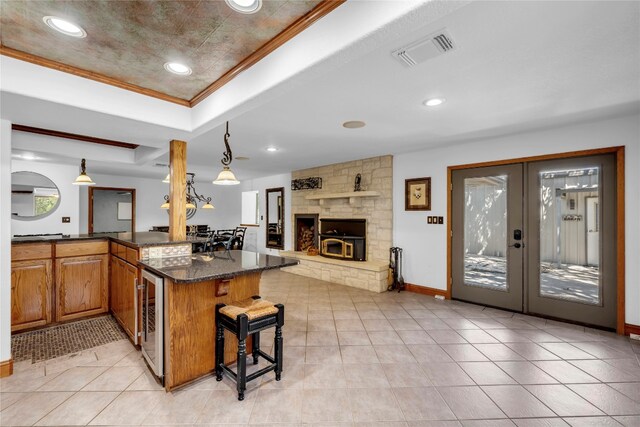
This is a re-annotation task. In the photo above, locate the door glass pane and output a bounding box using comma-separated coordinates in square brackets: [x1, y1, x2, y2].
[464, 175, 508, 291]
[539, 167, 600, 304]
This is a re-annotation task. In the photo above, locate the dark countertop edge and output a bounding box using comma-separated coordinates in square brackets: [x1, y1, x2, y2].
[138, 258, 299, 284]
[11, 233, 204, 248]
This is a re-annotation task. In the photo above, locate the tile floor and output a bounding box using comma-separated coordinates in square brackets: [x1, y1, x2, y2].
[2, 269, 640, 426]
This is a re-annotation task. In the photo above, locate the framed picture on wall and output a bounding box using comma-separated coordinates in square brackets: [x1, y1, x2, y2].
[405, 177, 431, 211]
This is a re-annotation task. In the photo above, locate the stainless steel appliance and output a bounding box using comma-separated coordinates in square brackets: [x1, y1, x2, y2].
[141, 269, 164, 382]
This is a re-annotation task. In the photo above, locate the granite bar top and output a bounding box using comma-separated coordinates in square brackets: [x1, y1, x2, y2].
[11, 231, 207, 248]
[139, 250, 299, 283]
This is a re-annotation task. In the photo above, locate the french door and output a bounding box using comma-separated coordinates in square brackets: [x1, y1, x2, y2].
[451, 154, 617, 329]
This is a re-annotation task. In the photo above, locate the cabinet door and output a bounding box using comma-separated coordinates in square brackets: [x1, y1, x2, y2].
[109, 256, 123, 323]
[11, 259, 52, 331]
[122, 262, 138, 340]
[56, 255, 109, 322]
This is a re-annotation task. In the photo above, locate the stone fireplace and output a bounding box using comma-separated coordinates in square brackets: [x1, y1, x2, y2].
[294, 214, 319, 252]
[282, 155, 392, 292]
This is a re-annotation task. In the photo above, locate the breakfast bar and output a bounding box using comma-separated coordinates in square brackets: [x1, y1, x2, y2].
[139, 251, 298, 391]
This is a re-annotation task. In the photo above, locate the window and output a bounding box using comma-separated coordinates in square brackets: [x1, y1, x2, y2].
[241, 190, 259, 226]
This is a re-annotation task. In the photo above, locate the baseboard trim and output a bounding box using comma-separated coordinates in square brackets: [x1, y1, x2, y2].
[0, 358, 13, 378]
[624, 323, 640, 336]
[405, 283, 449, 299]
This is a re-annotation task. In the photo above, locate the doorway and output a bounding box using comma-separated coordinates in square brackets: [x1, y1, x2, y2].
[450, 150, 621, 330]
[88, 187, 136, 233]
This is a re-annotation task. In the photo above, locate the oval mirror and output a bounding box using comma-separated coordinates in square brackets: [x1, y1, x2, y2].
[11, 171, 61, 220]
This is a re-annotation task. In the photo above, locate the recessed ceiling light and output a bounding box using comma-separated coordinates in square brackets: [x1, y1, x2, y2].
[424, 98, 445, 107]
[343, 121, 366, 129]
[225, 0, 262, 14]
[164, 62, 192, 76]
[43, 16, 86, 38]
[266, 147, 278, 152]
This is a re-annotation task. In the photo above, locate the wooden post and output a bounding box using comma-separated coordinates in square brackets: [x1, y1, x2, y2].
[169, 140, 187, 241]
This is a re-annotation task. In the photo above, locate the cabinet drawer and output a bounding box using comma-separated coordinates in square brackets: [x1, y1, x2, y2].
[11, 243, 52, 261]
[56, 241, 108, 258]
[126, 247, 139, 264]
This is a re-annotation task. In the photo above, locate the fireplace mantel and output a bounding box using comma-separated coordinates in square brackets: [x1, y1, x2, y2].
[304, 190, 380, 206]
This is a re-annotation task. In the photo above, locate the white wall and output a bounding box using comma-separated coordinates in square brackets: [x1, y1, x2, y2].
[0, 120, 12, 363]
[241, 173, 292, 255]
[11, 160, 79, 236]
[80, 173, 242, 233]
[393, 113, 640, 325]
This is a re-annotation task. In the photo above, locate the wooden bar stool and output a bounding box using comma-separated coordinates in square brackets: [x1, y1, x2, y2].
[215, 296, 284, 400]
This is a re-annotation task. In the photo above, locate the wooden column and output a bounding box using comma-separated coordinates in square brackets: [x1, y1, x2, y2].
[169, 140, 187, 241]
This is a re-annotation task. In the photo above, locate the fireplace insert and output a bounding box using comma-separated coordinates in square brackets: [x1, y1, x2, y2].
[319, 218, 366, 261]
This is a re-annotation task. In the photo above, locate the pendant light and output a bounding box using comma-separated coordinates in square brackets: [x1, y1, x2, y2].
[73, 158, 96, 185]
[213, 121, 240, 185]
[160, 173, 215, 219]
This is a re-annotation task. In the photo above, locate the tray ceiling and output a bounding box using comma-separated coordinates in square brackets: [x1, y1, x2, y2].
[0, 0, 327, 104]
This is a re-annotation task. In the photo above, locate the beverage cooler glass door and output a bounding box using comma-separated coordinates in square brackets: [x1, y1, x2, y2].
[141, 270, 164, 381]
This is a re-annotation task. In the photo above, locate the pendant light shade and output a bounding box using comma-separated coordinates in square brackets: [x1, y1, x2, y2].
[73, 158, 96, 186]
[160, 201, 170, 209]
[213, 166, 240, 185]
[162, 173, 170, 183]
[213, 121, 240, 185]
[202, 202, 215, 209]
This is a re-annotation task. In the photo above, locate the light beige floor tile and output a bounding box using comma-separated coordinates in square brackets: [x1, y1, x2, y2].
[307, 331, 339, 346]
[344, 363, 390, 389]
[421, 363, 475, 386]
[302, 388, 352, 423]
[513, 419, 569, 426]
[458, 362, 516, 385]
[0, 367, 62, 392]
[284, 330, 307, 346]
[341, 346, 380, 364]
[260, 363, 304, 389]
[538, 343, 597, 360]
[569, 359, 640, 382]
[615, 415, 640, 426]
[83, 366, 145, 391]
[474, 344, 525, 361]
[125, 368, 165, 391]
[309, 319, 337, 331]
[505, 343, 561, 361]
[456, 330, 499, 344]
[0, 391, 73, 426]
[338, 331, 372, 346]
[363, 319, 394, 331]
[304, 364, 347, 389]
[336, 319, 366, 332]
[374, 345, 417, 364]
[142, 389, 213, 424]
[525, 385, 604, 417]
[349, 388, 404, 422]
[382, 363, 431, 387]
[306, 346, 343, 364]
[397, 330, 435, 345]
[113, 351, 147, 367]
[368, 331, 404, 346]
[460, 421, 515, 426]
[436, 386, 506, 420]
[441, 344, 489, 362]
[38, 366, 108, 391]
[562, 416, 622, 426]
[608, 382, 640, 403]
[406, 345, 453, 363]
[532, 361, 599, 384]
[393, 387, 455, 421]
[495, 361, 558, 385]
[195, 390, 256, 424]
[89, 391, 165, 425]
[248, 388, 302, 424]
[568, 383, 640, 415]
[426, 330, 467, 344]
[481, 385, 555, 418]
[36, 391, 118, 426]
[0, 392, 27, 411]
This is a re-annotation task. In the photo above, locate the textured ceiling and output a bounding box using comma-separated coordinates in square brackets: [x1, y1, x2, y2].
[0, 0, 322, 101]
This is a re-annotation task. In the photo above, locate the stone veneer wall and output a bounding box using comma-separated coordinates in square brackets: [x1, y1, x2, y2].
[291, 155, 392, 261]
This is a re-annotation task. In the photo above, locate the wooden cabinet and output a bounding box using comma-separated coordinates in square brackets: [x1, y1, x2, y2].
[109, 243, 139, 343]
[11, 259, 52, 332]
[56, 254, 109, 322]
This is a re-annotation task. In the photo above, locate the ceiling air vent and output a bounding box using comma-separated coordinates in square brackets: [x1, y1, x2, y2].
[392, 29, 456, 68]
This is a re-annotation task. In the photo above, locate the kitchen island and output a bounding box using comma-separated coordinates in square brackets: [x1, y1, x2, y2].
[138, 251, 298, 391]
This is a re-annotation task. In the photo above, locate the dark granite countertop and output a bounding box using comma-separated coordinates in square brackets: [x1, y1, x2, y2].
[11, 231, 206, 248]
[139, 250, 299, 283]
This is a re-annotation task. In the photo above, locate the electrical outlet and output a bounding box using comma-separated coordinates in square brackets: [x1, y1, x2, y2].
[427, 216, 433, 224]
[62, 217, 70, 223]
